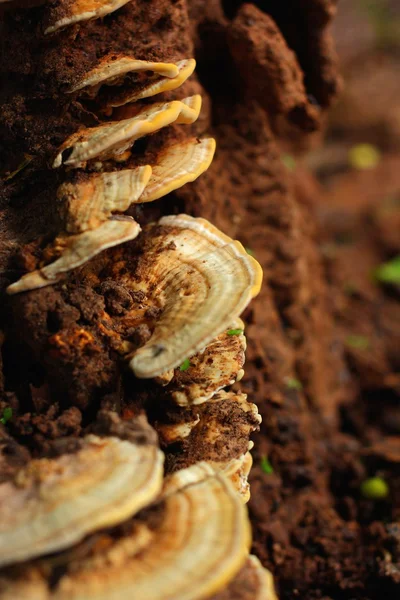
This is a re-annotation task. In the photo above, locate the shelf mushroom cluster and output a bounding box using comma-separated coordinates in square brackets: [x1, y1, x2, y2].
[0, 445, 277, 599]
[1, 0, 277, 598]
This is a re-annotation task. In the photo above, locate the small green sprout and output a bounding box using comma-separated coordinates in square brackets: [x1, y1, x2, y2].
[345, 335, 370, 350]
[374, 255, 400, 285]
[179, 358, 191, 372]
[360, 476, 389, 500]
[282, 154, 296, 171]
[348, 144, 381, 170]
[285, 377, 303, 391]
[227, 328, 244, 336]
[0, 407, 12, 426]
[245, 247, 255, 257]
[260, 456, 274, 475]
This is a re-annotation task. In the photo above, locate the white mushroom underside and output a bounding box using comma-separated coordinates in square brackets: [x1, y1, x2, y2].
[6, 219, 141, 294]
[0, 435, 164, 566]
[45, 0, 133, 34]
[62, 165, 152, 233]
[130, 215, 262, 378]
[53, 96, 202, 168]
[109, 59, 196, 106]
[69, 56, 179, 93]
[140, 138, 216, 203]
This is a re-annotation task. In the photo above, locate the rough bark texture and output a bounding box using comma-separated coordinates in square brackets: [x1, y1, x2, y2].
[2, 0, 400, 598]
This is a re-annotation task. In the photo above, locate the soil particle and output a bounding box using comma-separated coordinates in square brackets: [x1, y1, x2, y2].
[90, 409, 159, 446]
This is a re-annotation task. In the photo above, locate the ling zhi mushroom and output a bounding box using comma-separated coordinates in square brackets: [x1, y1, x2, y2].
[0, 464, 253, 600]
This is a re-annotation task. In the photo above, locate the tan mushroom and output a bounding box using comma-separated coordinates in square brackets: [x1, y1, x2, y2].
[107, 58, 197, 107]
[0, 465, 250, 600]
[60, 468, 249, 599]
[6, 218, 141, 295]
[210, 555, 278, 600]
[129, 214, 262, 378]
[139, 137, 216, 203]
[44, 0, 133, 34]
[158, 391, 260, 494]
[156, 318, 246, 406]
[53, 96, 202, 169]
[0, 567, 48, 600]
[59, 166, 152, 234]
[0, 434, 164, 566]
[69, 55, 180, 94]
[220, 451, 254, 503]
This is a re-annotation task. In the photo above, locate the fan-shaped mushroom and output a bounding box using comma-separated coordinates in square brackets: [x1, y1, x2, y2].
[69, 56, 180, 94]
[139, 137, 216, 203]
[155, 318, 246, 406]
[0, 434, 164, 566]
[129, 215, 262, 378]
[55, 469, 250, 599]
[158, 391, 260, 491]
[59, 166, 152, 234]
[216, 452, 254, 503]
[0, 466, 251, 600]
[44, 0, 133, 34]
[107, 59, 197, 107]
[6, 218, 141, 295]
[53, 96, 202, 169]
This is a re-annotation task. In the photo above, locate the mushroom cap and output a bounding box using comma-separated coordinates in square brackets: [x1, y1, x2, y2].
[0, 465, 251, 600]
[213, 451, 253, 503]
[107, 58, 196, 107]
[0, 435, 164, 566]
[0, 568, 48, 600]
[139, 137, 216, 204]
[69, 56, 180, 93]
[129, 215, 262, 378]
[53, 97, 202, 169]
[159, 391, 260, 486]
[44, 0, 133, 34]
[158, 318, 246, 407]
[6, 218, 141, 295]
[59, 166, 152, 234]
[55, 467, 250, 600]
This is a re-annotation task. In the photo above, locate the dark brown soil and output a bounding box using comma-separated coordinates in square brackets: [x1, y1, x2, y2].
[1, 1, 399, 599]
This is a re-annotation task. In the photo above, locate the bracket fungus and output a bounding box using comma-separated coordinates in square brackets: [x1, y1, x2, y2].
[0, 466, 251, 600]
[157, 391, 260, 500]
[139, 137, 216, 203]
[0, 11, 273, 594]
[129, 215, 262, 378]
[44, 0, 133, 34]
[217, 452, 254, 503]
[156, 318, 246, 406]
[106, 59, 197, 107]
[7, 219, 141, 294]
[59, 166, 152, 234]
[69, 56, 180, 94]
[0, 435, 164, 566]
[53, 96, 202, 169]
